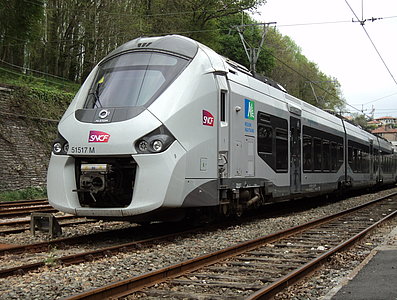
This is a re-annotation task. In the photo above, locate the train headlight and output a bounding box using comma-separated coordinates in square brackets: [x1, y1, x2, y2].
[138, 140, 149, 152]
[135, 125, 175, 154]
[63, 142, 69, 153]
[52, 133, 69, 155]
[152, 140, 163, 152]
[53, 142, 62, 154]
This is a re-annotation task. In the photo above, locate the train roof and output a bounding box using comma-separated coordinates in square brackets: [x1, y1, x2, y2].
[98, 35, 395, 152]
[103, 35, 199, 61]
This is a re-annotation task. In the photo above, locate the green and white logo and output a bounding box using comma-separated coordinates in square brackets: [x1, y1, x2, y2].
[245, 99, 255, 120]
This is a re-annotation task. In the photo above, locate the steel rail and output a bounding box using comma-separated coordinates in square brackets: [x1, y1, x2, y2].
[0, 229, 198, 278]
[0, 205, 53, 214]
[0, 208, 58, 218]
[0, 215, 75, 227]
[0, 219, 95, 235]
[0, 198, 48, 207]
[0, 199, 48, 209]
[0, 226, 142, 256]
[247, 209, 397, 299]
[64, 192, 397, 300]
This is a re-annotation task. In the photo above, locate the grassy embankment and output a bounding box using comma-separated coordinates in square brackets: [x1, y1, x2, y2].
[0, 66, 79, 201]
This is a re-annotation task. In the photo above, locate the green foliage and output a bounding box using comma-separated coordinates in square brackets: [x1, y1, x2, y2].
[211, 13, 275, 75]
[0, 0, 345, 112]
[44, 247, 59, 266]
[265, 28, 344, 111]
[14, 86, 74, 121]
[350, 113, 372, 130]
[0, 66, 76, 145]
[0, 187, 47, 202]
[11, 85, 74, 145]
[0, 67, 79, 94]
[0, 0, 44, 66]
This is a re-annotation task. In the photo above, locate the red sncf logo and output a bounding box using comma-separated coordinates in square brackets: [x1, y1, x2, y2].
[202, 110, 214, 126]
[88, 130, 110, 143]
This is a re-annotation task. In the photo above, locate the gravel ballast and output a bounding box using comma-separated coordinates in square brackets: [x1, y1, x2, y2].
[0, 187, 396, 299]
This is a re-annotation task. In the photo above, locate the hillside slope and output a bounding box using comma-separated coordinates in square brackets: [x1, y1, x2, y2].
[0, 71, 76, 192]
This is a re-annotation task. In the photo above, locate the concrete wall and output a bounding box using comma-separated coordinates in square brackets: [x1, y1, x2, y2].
[0, 86, 57, 192]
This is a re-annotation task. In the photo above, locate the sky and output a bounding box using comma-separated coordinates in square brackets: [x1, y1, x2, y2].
[253, 0, 397, 119]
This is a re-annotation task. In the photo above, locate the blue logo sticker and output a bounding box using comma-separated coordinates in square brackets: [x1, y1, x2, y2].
[245, 99, 255, 120]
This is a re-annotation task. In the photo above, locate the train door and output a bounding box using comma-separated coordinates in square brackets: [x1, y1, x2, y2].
[369, 140, 374, 180]
[216, 76, 229, 181]
[290, 116, 301, 193]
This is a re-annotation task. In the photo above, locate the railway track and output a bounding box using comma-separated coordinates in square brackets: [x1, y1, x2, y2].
[0, 198, 58, 220]
[0, 193, 344, 275]
[63, 192, 397, 300]
[0, 206, 57, 219]
[0, 198, 48, 209]
[0, 217, 95, 235]
[0, 221, 201, 278]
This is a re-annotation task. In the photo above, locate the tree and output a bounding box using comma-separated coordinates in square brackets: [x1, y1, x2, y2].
[210, 13, 274, 75]
[350, 113, 371, 130]
[0, 0, 44, 66]
[0, 0, 345, 114]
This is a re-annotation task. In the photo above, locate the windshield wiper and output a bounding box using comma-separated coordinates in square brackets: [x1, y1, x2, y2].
[88, 88, 103, 108]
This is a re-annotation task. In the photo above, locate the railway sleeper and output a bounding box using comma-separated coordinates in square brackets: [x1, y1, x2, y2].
[191, 273, 271, 283]
[205, 265, 274, 277]
[237, 256, 305, 264]
[286, 236, 341, 243]
[169, 279, 264, 290]
[140, 289, 239, 300]
[270, 242, 332, 249]
[246, 250, 316, 259]
[225, 261, 299, 271]
[234, 259, 304, 269]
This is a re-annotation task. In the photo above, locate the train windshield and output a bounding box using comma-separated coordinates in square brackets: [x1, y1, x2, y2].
[85, 52, 189, 108]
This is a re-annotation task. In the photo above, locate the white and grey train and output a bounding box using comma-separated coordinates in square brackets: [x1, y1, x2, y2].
[47, 35, 397, 221]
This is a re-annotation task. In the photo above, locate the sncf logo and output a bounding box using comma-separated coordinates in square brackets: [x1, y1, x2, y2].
[202, 110, 214, 126]
[88, 130, 110, 143]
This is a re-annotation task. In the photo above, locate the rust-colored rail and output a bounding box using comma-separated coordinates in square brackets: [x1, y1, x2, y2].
[64, 192, 397, 300]
[0, 204, 53, 214]
[0, 229, 196, 278]
[0, 218, 95, 235]
[0, 215, 75, 227]
[0, 226, 144, 257]
[0, 221, 214, 279]
[0, 198, 48, 208]
[247, 208, 397, 299]
[0, 207, 58, 219]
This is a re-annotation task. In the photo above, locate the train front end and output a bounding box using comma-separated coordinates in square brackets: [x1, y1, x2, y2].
[47, 35, 225, 220]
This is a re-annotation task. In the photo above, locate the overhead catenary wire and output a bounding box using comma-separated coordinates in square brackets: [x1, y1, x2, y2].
[362, 91, 397, 106]
[344, 0, 397, 86]
[21, 0, 397, 22]
[3, 4, 395, 118]
[2, 13, 397, 45]
[0, 29, 358, 117]
[265, 50, 364, 116]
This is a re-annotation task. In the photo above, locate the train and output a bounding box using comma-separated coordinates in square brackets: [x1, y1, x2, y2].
[47, 34, 397, 222]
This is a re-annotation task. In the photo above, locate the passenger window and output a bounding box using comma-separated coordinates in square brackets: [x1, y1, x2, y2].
[323, 140, 330, 172]
[348, 147, 353, 164]
[331, 142, 337, 172]
[220, 91, 226, 122]
[313, 138, 322, 171]
[303, 135, 312, 172]
[257, 111, 288, 173]
[363, 151, 369, 173]
[275, 128, 288, 171]
[338, 144, 344, 165]
[258, 125, 272, 154]
[353, 148, 359, 172]
[373, 149, 378, 173]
